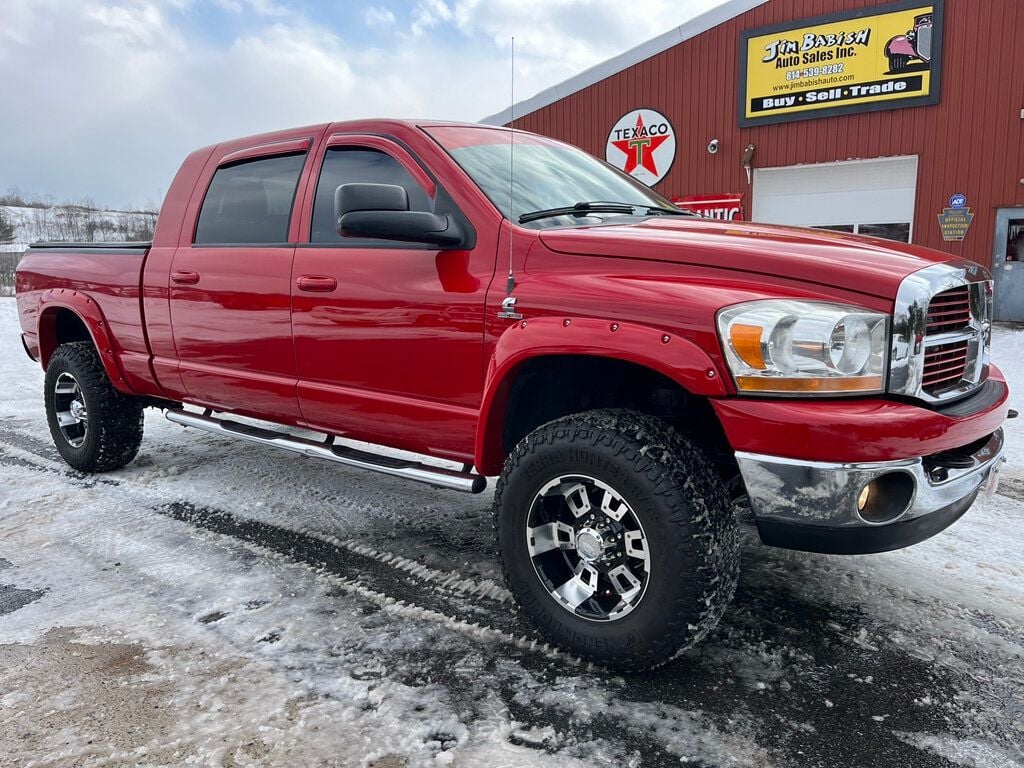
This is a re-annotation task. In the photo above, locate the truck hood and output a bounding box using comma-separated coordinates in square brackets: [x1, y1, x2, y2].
[538, 217, 954, 299]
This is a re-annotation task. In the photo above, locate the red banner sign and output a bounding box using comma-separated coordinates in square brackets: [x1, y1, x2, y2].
[671, 194, 744, 221]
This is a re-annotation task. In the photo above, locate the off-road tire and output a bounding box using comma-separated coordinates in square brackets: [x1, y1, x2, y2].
[44, 341, 144, 472]
[493, 409, 739, 670]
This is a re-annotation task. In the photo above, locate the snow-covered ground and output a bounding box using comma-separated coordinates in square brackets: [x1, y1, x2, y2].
[1, 297, 1022, 768]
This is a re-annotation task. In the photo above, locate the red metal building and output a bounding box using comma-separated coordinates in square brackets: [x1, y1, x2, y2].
[484, 0, 1024, 320]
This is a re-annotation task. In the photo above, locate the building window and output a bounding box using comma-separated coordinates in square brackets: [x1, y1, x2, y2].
[1007, 221, 1024, 263]
[812, 223, 911, 243]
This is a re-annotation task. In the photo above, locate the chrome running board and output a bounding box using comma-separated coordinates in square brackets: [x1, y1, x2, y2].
[165, 409, 487, 494]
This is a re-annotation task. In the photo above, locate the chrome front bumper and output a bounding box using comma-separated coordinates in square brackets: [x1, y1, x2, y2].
[736, 429, 1005, 554]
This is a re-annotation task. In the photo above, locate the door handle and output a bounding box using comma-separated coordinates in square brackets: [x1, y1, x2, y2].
[171, 270, 200, 285]
[296, 275, 338, 292]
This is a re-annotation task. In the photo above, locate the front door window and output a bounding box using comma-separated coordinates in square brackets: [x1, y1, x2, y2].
[310, 148, 433, 245]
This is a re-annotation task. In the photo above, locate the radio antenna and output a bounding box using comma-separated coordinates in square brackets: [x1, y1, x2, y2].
[506, 36, 516, 294]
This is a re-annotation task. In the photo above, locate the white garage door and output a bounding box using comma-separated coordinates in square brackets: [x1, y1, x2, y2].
[752, 156, 919, 243]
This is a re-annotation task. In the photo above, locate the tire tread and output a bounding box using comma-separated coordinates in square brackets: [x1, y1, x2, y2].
[45, 341, 144, 472]
[492, 408, 739, 671]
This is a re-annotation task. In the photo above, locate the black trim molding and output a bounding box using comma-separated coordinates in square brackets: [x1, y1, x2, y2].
[28, 244, 151, 256]
[933, 379, 1007, 418]
[756, 489, 976, 555]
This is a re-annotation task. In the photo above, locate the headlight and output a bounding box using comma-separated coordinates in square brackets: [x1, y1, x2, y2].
[716, 300, 888, 395]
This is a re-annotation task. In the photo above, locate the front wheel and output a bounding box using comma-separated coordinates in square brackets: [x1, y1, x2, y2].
[44, 341, 144, 472]
[493, 409, 738, 670]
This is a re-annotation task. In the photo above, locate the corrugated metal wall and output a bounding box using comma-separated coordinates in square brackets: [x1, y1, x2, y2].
[510, 0, 1024, 268]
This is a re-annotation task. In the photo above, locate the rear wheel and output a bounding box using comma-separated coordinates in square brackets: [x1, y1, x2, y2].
[493, 409, 738, 670]
[44, 342, 144, 472]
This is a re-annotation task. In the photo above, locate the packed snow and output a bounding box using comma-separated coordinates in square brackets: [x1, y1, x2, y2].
[0, 297, 1022, 767]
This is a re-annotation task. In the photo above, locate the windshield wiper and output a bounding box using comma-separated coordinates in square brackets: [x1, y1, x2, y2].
[644, 206, 691, 216]
[518, 201, 636, 224]
[518, 201, 693, 224]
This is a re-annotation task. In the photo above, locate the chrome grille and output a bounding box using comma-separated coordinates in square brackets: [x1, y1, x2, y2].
[921, 339, 969, 394]
[921, 286, 974, 396]
[889, 261, 992, 404]
[925, 286, 971, 334]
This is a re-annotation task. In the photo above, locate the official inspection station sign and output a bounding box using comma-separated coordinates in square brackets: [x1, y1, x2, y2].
[739, 0, 944, 127]
[938, 195, 974, 242]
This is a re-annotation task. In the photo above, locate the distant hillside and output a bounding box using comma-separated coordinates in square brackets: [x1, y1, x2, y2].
[0, 194, 158, 294]
[0, 203, 158, 252]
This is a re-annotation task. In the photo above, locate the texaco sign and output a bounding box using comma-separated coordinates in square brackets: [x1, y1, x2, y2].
[605, 108, 676, 186]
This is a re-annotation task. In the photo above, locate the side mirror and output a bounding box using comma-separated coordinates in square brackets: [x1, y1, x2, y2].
[335, 183, 409, 218]
[334, 183, 467, 249]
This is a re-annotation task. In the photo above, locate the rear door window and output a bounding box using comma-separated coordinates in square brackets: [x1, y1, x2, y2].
[310, 148, 432, 244]
[195, 153, 306, 245]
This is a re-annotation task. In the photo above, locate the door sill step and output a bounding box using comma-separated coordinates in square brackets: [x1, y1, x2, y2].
[165, 409, 487, 494]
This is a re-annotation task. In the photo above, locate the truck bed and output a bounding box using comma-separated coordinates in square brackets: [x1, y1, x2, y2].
[16, 240, 157, 398]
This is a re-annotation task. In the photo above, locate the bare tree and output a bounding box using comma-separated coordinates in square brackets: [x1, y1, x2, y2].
[0, 253, 20, 296]
[0, 208, 15, 245]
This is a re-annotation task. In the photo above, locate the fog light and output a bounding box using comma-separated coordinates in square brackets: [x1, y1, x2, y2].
[857, 484, 871, 511]
[856, 473, 915, 524]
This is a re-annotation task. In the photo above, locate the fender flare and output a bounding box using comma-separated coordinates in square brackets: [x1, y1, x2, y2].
[36, 289, 131, 393]
[474, 316, 729, 474]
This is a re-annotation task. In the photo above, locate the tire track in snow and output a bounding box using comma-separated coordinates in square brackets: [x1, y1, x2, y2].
[0, 434, 765, 768]
[157, 486, 998, 768]
[159, 501, 547, 654]
[0, 424, 511, 599]
[5, 422, 1019, 658]
[0, 429, 555, 659]
[5, 421, 1021, 650]
[3, 426, 1018, 768]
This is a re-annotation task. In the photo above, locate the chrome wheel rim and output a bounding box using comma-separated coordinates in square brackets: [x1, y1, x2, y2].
[53, 372, 88, 448]
[525, 475, 650, 622]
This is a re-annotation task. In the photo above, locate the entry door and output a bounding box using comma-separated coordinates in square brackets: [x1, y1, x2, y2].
[290, 137, 495, 460]
[169, 149, 308, 423]
[993, 208, 1024, 322]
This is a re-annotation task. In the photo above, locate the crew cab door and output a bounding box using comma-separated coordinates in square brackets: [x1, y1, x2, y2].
[290, 134, 494, 460]
[168, 137, 314, 423]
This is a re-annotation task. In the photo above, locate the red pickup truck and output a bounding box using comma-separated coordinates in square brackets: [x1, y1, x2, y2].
[15, 120, 1009, 669]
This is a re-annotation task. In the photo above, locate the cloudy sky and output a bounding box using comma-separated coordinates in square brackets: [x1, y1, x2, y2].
[0, 0, 727, 209]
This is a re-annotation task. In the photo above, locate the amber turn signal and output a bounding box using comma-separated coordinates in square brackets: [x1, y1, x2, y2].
[729, 323, 767, 370]
[734, 375, 884, 393]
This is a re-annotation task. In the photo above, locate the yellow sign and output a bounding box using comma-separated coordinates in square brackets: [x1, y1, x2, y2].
[938, 207, 974, 242]
[739, 1, 943, 126]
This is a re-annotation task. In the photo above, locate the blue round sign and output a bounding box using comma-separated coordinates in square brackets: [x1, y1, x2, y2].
[949, 193, 968, 210]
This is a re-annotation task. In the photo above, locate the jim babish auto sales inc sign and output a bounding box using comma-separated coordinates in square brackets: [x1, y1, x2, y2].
[739, 0, 944, 126]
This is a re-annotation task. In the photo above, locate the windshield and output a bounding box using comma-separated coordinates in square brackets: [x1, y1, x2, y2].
[426, 125, 680, 228]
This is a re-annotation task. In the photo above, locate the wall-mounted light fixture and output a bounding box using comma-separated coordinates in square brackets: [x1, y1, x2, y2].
[742, 144, 756, 185]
